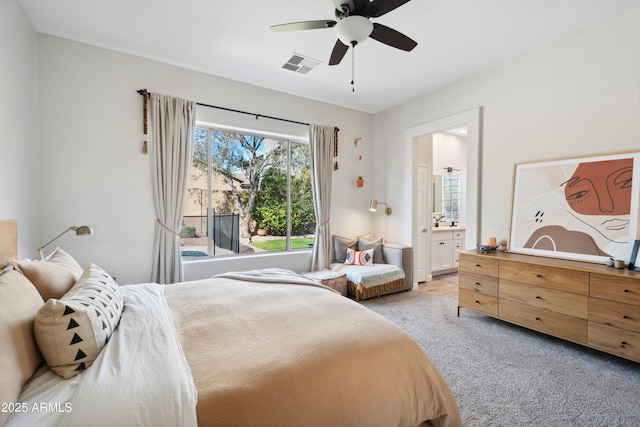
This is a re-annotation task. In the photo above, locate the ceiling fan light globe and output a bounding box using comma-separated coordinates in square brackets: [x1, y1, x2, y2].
[335, 15, 373, 46]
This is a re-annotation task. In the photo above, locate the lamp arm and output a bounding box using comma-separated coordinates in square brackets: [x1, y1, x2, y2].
[377, 202, 392, 216]
[38, 227, 74, 259]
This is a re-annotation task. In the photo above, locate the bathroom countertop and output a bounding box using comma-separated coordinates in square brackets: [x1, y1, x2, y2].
[432, 226, 465, 231]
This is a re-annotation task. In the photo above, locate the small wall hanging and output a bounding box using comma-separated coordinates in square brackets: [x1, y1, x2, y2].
[333, 126, 340, 170]
[141, 89, 149, 154]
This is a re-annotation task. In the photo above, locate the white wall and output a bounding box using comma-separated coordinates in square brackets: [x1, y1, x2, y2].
[0, 0, 40, 258]
[432, 133, 466, 177]
[37, 35, 374, 283]
[374, 9, 640, 250]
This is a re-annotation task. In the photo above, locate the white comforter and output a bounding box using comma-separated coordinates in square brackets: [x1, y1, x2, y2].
[6, 283, 197, 427]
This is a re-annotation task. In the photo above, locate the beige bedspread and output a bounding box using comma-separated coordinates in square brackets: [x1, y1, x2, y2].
[164, 270, 461, 427]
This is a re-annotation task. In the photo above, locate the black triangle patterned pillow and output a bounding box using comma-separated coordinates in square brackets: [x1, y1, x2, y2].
[34, 263, 123, 379]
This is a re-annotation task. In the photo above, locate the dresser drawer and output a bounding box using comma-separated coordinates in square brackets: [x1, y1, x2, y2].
[590, 274, 640, 306]
[500, 280, 588, 319]
[459, 271, 498, 296]
[459, 289, 498, 316]
[499, 299, 587, 343]
[589, 298, 640, 333]
[499, 259, 588, 295]
[459, 253, 499, 278]
[588, 322, 640, 363]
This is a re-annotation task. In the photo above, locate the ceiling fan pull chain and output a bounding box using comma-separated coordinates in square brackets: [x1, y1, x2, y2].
[351, 42, 355, 92]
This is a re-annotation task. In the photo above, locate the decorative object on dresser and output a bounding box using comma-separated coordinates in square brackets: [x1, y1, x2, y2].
[628, 239, 640, 271]
[508, 151, 640, 264]
[458, 250, 640, 363]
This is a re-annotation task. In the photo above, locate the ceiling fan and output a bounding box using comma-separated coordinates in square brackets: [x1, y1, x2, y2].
[270, 0, 417, 66]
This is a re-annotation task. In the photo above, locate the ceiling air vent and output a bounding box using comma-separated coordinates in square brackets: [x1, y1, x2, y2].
[282, 54, 321, 74]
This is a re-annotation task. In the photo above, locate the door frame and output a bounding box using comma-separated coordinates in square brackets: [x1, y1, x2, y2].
[403, 108, 482, 282]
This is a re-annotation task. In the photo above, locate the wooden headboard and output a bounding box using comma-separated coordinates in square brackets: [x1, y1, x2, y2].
[0, 220, 18, 268]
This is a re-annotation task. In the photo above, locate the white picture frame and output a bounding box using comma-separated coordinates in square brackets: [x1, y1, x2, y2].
[508, 152, 640, 264]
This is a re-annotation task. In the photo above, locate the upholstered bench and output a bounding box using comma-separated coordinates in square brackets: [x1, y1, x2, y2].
[329, 235, 413, 301]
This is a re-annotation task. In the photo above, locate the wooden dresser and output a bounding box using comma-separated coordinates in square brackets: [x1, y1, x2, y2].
[458, 250, 640, 363]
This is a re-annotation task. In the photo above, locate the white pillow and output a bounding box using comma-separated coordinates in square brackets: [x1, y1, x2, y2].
[344, 247, 374, 266]
[34, 263, 123, 379]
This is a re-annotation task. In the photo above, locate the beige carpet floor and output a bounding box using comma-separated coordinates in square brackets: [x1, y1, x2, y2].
[361, 288, 640, 426]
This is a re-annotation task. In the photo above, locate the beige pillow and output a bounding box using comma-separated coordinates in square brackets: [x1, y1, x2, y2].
[10, 247, 84, 301]
[0, 270, 45, 426]
[35, 263, 123, 379]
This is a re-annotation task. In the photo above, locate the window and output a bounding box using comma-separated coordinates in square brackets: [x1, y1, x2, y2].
[441, 175, 461, 223]
[181, 127, 315, 257]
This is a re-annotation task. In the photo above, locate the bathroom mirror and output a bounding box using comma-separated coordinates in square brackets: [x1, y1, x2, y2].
[433, 175, 461, 223]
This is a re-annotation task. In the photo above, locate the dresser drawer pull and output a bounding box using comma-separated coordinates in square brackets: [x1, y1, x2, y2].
[621, 341, 628, 348]
[535, 274, 543, 278]
[535, 317, 541, 321]
[475, 300, 480, 304]
[535, 296, 542, 299]
[476, 264, 481, 267]
[623, 315, 629, 319]
[624, 289, 630, 293]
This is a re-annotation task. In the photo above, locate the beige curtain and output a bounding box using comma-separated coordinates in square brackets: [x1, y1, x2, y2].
[309, 124, 335, 271]
[149, 93, 196, 284]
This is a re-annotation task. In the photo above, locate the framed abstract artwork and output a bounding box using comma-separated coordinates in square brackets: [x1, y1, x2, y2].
[508, 152, 640, 264]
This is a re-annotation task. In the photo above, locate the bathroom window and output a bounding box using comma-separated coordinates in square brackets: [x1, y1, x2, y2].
[442, 176, 461, 223]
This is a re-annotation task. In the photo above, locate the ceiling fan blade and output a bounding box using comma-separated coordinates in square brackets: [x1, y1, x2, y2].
[366, 0, 411, 18]
[329, 39, 349, 65]
[370, 23, 417, 51]
[270, 20, 336, 32]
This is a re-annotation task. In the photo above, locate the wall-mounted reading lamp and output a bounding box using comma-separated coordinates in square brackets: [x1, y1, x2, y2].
[369, 199, 392, 215]
[38, 225, 94, 259]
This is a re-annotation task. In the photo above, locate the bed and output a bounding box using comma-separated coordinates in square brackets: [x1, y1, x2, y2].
[0, 220, 461, 427]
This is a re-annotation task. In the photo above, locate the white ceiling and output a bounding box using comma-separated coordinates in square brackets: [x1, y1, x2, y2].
[19, 0, 640, 114]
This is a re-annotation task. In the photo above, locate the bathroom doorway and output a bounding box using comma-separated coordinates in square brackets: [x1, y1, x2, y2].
[404, 108, 482, 284]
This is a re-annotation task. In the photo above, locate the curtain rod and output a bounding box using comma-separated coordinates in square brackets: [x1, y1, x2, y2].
[137, 89, 309, 127]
